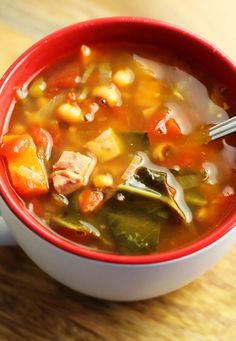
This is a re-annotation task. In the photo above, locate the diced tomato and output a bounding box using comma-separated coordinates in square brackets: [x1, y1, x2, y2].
[173, 145, 206, 168]
[47, 63, 80, 90]
[79, 189, 104, 214]
[29, 125, 48, 146]
[147, 109, 182, 143]
[0, 135, 31, 159]
[29, 125, 53, 161]
[165, 118, 182, 138]
[0, 134, 49, 196]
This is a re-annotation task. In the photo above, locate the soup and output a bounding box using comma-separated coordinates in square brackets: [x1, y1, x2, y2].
[1, 43, 236, 255]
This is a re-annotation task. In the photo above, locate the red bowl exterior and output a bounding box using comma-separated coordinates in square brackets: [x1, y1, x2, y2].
[0, 17, 236, 264]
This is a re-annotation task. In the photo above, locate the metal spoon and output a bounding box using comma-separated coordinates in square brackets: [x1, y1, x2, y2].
[208, 116, 236, 141]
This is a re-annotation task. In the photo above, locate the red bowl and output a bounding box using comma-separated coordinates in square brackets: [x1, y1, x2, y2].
[0, 17, 236, 264]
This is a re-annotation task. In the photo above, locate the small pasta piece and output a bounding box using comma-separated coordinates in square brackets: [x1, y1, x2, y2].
[92, 84, 122, 107]
[152, 142, 175, 161]
[113, 68, 135, 87]
[93, 173, 113, 188]
[28, 77, 47, 98]
[57, 103, 82, 124]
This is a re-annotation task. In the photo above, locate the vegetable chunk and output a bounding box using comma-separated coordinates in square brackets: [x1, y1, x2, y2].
[0, 134, 48, 196]
[51, 214, 100, 237]
[108, 209, 160, 255]
[120, 152, 193, 223]
[79, 189, 104, 214]
[85, 128, 122, 162]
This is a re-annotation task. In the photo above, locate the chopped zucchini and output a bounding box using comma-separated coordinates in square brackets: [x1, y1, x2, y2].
[85, 128, 122, 162]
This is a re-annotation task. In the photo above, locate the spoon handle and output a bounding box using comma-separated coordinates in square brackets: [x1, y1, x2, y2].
[208, 116, 236, 140]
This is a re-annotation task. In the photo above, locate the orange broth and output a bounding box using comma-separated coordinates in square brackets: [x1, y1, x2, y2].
[1, 43, 236, 255]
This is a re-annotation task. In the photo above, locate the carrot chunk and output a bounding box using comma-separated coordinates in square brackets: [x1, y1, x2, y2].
[0, 134, 49, 196]
[79, 189, 104, 214]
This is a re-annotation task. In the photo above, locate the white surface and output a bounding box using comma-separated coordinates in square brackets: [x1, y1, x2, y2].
[0, 204, 16, 245]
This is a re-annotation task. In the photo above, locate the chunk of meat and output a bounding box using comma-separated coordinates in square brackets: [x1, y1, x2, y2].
[51, 151, 95, 195]
[51, 170, 83, 195]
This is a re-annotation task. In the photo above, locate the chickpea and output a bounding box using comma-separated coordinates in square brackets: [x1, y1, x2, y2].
[113, 68, 135, 87]
[92, 84, 122, 107]
[93, 173, 113, 188]
[57, 103, 82, 124]
[28, 77, 46, 98]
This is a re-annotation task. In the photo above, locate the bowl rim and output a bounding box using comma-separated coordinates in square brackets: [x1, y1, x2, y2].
[0, 16, 236, 264]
